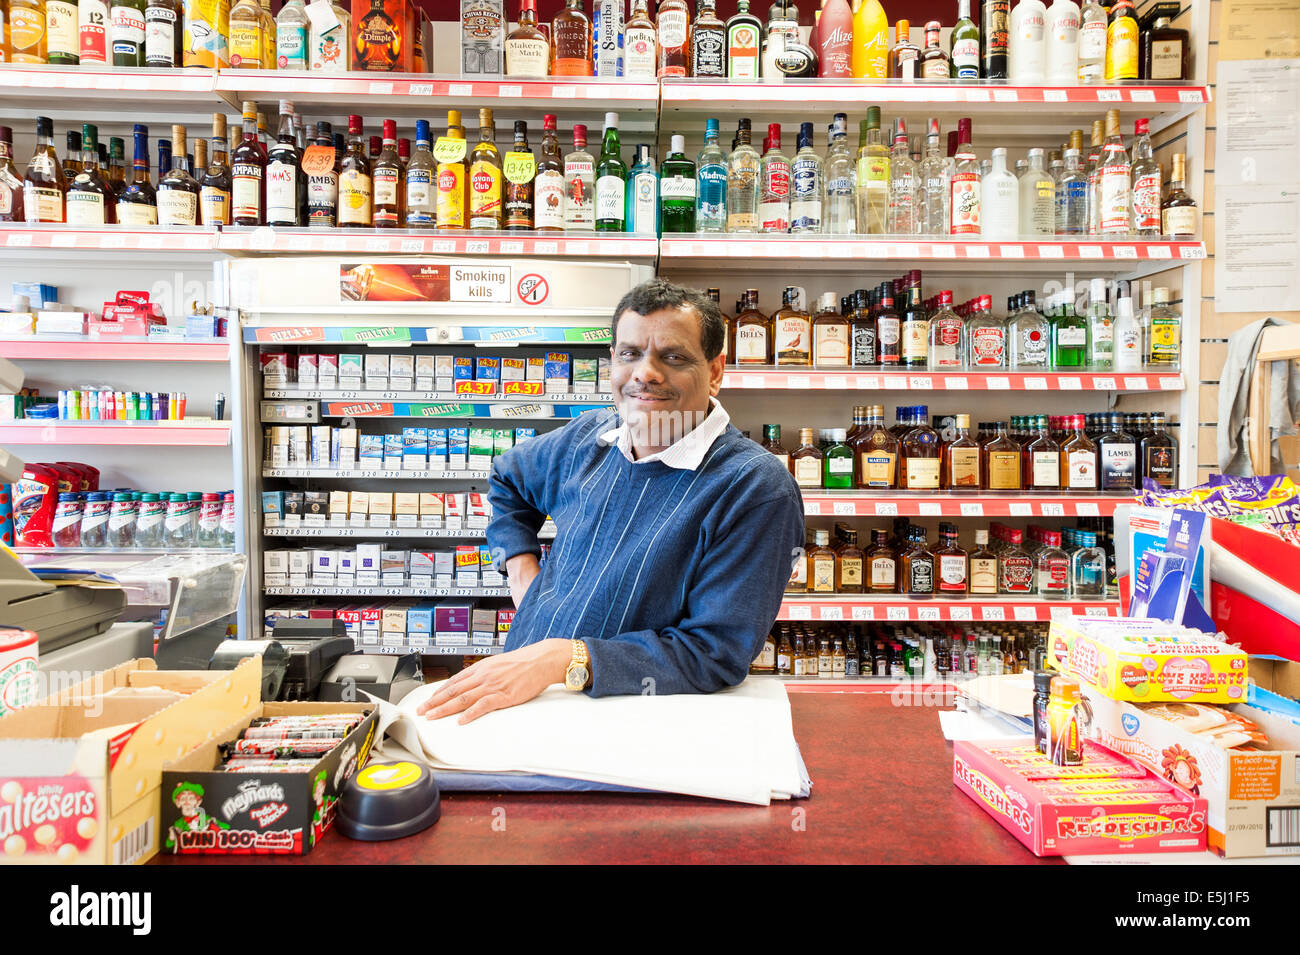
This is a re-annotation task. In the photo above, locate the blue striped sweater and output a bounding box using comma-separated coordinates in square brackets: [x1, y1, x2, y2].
[487, 407, 805, 696]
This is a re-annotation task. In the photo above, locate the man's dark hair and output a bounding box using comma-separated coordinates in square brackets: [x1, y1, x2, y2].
[611, 278, 725, 361]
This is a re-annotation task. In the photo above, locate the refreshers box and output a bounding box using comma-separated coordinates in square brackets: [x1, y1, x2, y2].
[953, 740, 1208, 858]
[1047, 616, 1248, 704]
[161, 702, 377, 856]
[0, 658, 262, 865]
[1080, 688, 1300, 857]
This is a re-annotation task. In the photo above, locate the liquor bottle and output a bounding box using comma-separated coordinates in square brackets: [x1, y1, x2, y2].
[901, 405, 940, 490]
[1023, 415, 1060, 489]
[998, 529, 1033, 594]
[983, 421, 1022, 489]
[157, 124, 199, 225]
[726, 0, 762, 78]
[773, 287, 811, 366]
[950, 0, 979, 77]
[980, 147, 1018, 239]
[900, 277, 927, 369]
[775, 627, 795, 676]
[1085, 118, 1104, 234]
[757, 124, 791, 233]
[824, 429, 854, 490]
[1076, 0, 1105, 82]
[1045, 0, 1079, 84]
[900, 528, 935, 599]
[863, 529, 894, 593]
[805, 531, 837, 594]
[1069, 529, 1105, 596]
[468, 108, 503, 230]
[1007, 290, 1049, 368]
[813, 113, 851, 235]
[591, 0, 622, 76]
[867, 284, 894, 367]
[1009, 0, 1046, 84]
[785, 123, 822, 234]
[811, 291, 850, 366]
[78, 0, 111, 63]
[401, 120, 434, 227]
[982, 0, 1010, 78]
[726, 118, 761, 233]
[1097, 109, 1130, 236]
[1144, 287, 1180, 368]
[734, 289, 772, 364]
[792, 428, 824, 490]
[685, 119, 727, 234]
[855, 106, 889, 235]
[965, 295, 1005, 367]
[258, 0, 275, 68]
[1129, 119, 1161, 236]
[66, 124, 116, 225]
[761, 1, 798, 78]
[0, 129, 26, 224]
[1161, 153, 1197, 237]
[935, 524, 969, 597]
[853, 405, 899, 488]
[336, 114, 371, 228]
[691, 0, 726, 76]
[817, 0, 853, 78]
[1141, 6, 1189, 80]
[1055, 144, 1088, 234]
[592, 112, 625, 232]
[918, 20, 950, 79]
[1018, 148, 1054, 236]
[1035, 532, 1069, 598]
[888, 18, 920, 78]
[228, 0, 262, 67]
[561, 123, 596, 230]
[656, 0, 689, 76]
[850, 0, 887, 78]
[621, 143, 654, 234]
[1141, 411, 1178, 488]
[846, 289, 874, 365]
[10, 0, 49, 61]
[927, 291, 964, 370]
[1052, 290, 1088, 366]
[651, 134, 693, 234]
[942, 414, 981, 488]
[62, 132, 83, 184]
[493, 120, 533, 231]
[886, 119, 917, 235]
[1113, 283, 1141, 371]
[111, 0, 147, 65]
[430, 112, 466, 229]
[302, 121, 338, 228]
[917, 118, 948, 235]
[362, 118, 399, 228]
[1083, 277, 1112, 368]
[834, 530, 864, 595]
[550, 0, 592, 75]
[762, 423, 790, 471]
[309, 0, 351, 69]
[198, 115, 231, 226]
[948, 117, 979, 235]
[503, 0, 548, 76]
[1104, 0, 1138, 81]
[1097, 413, 1136, 490]
[619, 0, 656, 78]
[229, 102, 265, 226]
[1059, 414, 1097, 489]
[528, 114, 564, 233]
[41, 0, 74, 64]
[117, 127, 156, 226]
[276, 0, 308, 68]
[962, 530, 995, 594]
[107, 139, 127, 198]
[265, 102, 302, 228]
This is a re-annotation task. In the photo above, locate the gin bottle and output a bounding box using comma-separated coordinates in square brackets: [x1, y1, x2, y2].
[823, 112, 855, 234]
[1086, 277, 1112, 369]
[696, 117, 728, 232]
[725, 118, 760, 233]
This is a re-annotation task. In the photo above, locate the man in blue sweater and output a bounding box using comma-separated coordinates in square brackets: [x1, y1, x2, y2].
[417, 279, 804, 724]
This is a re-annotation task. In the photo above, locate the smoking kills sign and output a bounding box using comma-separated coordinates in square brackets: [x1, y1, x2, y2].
[517, 273, 549, 306]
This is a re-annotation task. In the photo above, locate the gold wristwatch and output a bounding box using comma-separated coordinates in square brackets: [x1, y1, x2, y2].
[564, 640, 591, 691]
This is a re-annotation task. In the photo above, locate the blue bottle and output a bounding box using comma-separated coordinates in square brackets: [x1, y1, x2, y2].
[626, 144, 659, 236]
[695, 118, 728, 233]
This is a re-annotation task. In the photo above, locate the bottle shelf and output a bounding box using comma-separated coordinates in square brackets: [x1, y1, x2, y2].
[263, 524, 555, 540]
[659, 235, 1206, 271]
[0, 421, 231, 446]
[0, 337, 231, 362]
[264, 585, 510, 598]
[1, 225, 218, 254]
[799, 492, 1132, 518]
[217, 226, 659, 258]
[720, 368, 1182, 392]
[779, 596, 1120, 622]
[0, 64, 219, 115]
[262, 468, 493, 480]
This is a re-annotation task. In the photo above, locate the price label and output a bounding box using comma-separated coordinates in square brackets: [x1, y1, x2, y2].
[1077, 245, 1102, 258]
[856, 376, 880, 389]
[1043, 89, 1068, 102]
[1038, 245, 1065, 257]
[409, 83, 433, 96]
[1160, 377, 1182, 390]
[503, 151, 536, 186]
[1123, 377, 1148, 390]
[981, 605, 1005, 621]
[498, 84, 523, 97]
[819, 605, 843, 621]
[1009, 502, 1032, 516]
[945, 377, 968, 390]
[431, 240, 454, 253]
[500, 241, 524, 254]
[466, 240, 490, 253]
[552, 84, 578, 97]
[950, 606, 973, 621]
[1097, 88, 1123, 101]
[964, 88, 990, 101]
[1113, 246, 1138, 259]
[884, 377, 907, 389]
[852, 606, 875, 620]
[1025, 377, 1048, 390]
[918, 502, 942, 516]
[789, 604, 812, 620]
[1085, 604, 1112, 616]
[787, 376, 810, 390]
[1050, 605, 1075, 621]
[804, 501, 822, 516]
[368, 82, 394, 95]
[993, 89, 1018, 102]
[302, 145, 335, 175]
[100, 234, 126, 248]
[960, 502, 984, 516]
[874, 502, 898, 516]
[966, 245, 990, 258]
[383, 528, 403, 537]
[930, 242, 957, 257]
[1001, 245, 1024, 258]
[1092, 376, 1116, 390]
[365, 239, 390, 252]
[832, 502, 856, 516]
[1179, 245, 1205, 259]
[887, 606, 909, 620]
[1147, 245, 1172, 258]
[1014, 605, 1038, 621]
[739, 375, 763, 389]
[360, 470, 383, 479]
[448, 83, 473, 97]
[1130, 89, 1156, 102]
[433, 137, 468, 163]
[6, 233, 33, 247]
[1041, 502, 1065, 516]
[909, 376, 933, 389]
[1076, 502, 1100, 516]
[401, 239, 423, 253]
[918, 606, 941, 620]
[1178, 89, 1204, 103]
[1058, 377, 1082, 390]
[824, 376, 847, 390]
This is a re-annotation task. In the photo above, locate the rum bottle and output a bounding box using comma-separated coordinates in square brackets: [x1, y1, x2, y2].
[336, 114, 372, 228]
[503, 121, 534, 231]
[1140, 411, 1178, 488]
[1097, 412, 1136, 490]
[876, 284, 902, 366]
[24, 117, 66, 224]
[469, 108, 504, 230]
[1162, 153, 1197, 237]
[436, 110, 469, 230]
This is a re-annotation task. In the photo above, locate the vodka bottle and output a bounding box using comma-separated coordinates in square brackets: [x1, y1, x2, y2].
[1129, 117, 1161, 236]
[758, 122, 791, 233]
[823, 112, 855, 234]
[980, 146, 1018, 239]
[1019, 147, 1054, 236]
[1077, 0, 1106, 82]
[1007, 290, 1050, 368]
[1009, 0, 1047, 85]
[1097, 108, 1131, 236]
[948, 117, 979, 235]
[1055, 146, 1088, 234]
[790, 122, 823, 233]
[854, 106, 889, 234]
[1045, 0, 1079, 85]
[918, 118, 949, 235]
[726, 117, 761, 233]
[696, 117, 728, 232]
[886, 118, 917, 235]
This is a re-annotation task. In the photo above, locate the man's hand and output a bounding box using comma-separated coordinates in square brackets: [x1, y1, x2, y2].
[505, 553, 541, 609]
[415, 638, 573, 724]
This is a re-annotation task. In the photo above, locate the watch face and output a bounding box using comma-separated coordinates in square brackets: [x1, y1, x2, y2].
[567, 665, 589, 689]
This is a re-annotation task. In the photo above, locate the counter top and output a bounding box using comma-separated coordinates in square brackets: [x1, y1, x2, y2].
[160, 685, 1054, 865]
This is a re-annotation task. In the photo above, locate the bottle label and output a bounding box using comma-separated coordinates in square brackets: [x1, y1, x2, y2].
[1150, 318, 1180, 361]
[1057, 325, 1087, 347]
[1037, 557, 1069, 593]
[851, 323, 876, 365]
[728, 22, 759, 78]
[971, 324, 1005, 365]
[595, 174, 625, 223]
[922, 56, 950, 79]
[118, 200, 159, 225]
[813, 324, 849, 366]
[469, 161, 502, 225]
[371, 163, 398, 207]
[229, 23, 260, 66]
[504, 35, 548, 77]
[1105, 19, 1138, 80]
[1144, 445, 1177, 487]
[775, 317, 809, 362]
[267, 161, 298, 221]
[9, 6, 46, 62]
[306, 173, 337, 226]
[1163, 205, 1196, 237]
[1079, 19, 1106, 59]
[878, 316, 900, 349]
[896, 48, 918, 78]
[338, 169, 372, 225]
[660, 175, 695, 200]
[624, 26, 657, 77]
[80, 504, 110, 536]
[905, 456, 940, 489]
[111, 4, 145, 51]
[697, 162, 727, 225]
[1001, 555, 1033, 593]
[1150, 38, 1184, 80]
[65, 190, 106, 225]
[901, 319, 928, 363]
[658, 9, 687, 50]
[950, 170, 980, 234]
[311, 21, 348, 70]
[1100, 167, 1130, 233]
[1090, 316, 1113, 362]
[952, 37, 979, 76]
[232, 165, 263, 220]
[80, 0, 110, 61]
[930, 317, 963, 367]
[870, 556, 895, 588]
[827, 455, 853, 475]
[862, 450, 895, 487]
[1067, 448, 1096, 488]
[564, 160, 594, 228]
[144, 8, 177, 65]
[693, 27, 725, 76]
[436, 164, 465, 227]
[1051, 11, 1078, 44]
[47, 0, 79, 59]
[908, 558, 934, 593]
[534, 169, 565, 229]
[277, 23, 306, 67]
[987, 450, 1020, 489]
[970, 557, 998, 594]
[630, 171, 656, 233]
[735, 325, 767, 362]
[791, 156, 819, 200]
[404, 168, 431, 217]
[1101, 443, 1135, 488]
[1132, 172, 1161, 231]
[503, 151, 536, 186]
[157, 188, 197, 225]
[1031, 450, 1059, 487]
[940, 554, 968, 590]
[949, 447, 980, 487]
[1016, 323, 1049, 365]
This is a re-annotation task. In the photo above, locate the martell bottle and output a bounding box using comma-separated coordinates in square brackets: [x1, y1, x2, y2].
[65, 124, 116, 225]
[200, 114, 232, 226]
[231, 101, 267, 226]
[942, 413, 981, 489]
[117, 126, 157, 225]
[852, 405, 899, 488]
[338, 114, 372, 228]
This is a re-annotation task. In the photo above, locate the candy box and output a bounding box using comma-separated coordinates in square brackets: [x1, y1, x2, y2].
[1248, 655, 1300, 726]
[1047, 617, 1248, 704]
[1079, 688, 1300, 857]
[0, 658, 261, 865]
[160, 701, 376, 856]
[952, 739, 1208, 858]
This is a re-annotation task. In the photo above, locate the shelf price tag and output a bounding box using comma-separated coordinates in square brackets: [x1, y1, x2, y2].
[466, 240, 490, 254]
[945, 377, 968, 390]
[503, 152, 537, 185]
[918, 502, 942, 516]
[1123, 376, 1148, 390]
[832, 502, 856, 516]
[966, 245, 990, 258]
[1009, 502, 1032, 516]
[909, 376, 933, 389]
[409, 83, 433, 96]
[400, 239, 423, 253]
[886, 606, 909, 621]
[787, 376, 811, 390]
[1058, 377, 1082, 390]
[1001, 245, 1024, 258]
[1147, 245, 1172, 259]
[789, 604, 812, 620]
[1024, 377, 1047, 390]
[1085, 604, 1112, 616]
[1130, 89, 1156, 102]
[960, 502, 983, 516]
[6, 233, 33, 247]
[1050, 605, 1075, 621]
[1160, 377, 1182, 390]
[1079, 245, 1103, 258]
[431, 240, 454, 253]
[986, 377, 1010, 390]
[1043, 89, 1068, 102]
[1179, 245, 1205, 259]
[1178, 89, 1204, 103]
[993, 89, 1018, 102]
[1092, 376, 1116, 390]
[804, 501, 822, 516]
[852, 606, 875, 620]
[981, 605, 1005, 621]
[1038, 245, 1064, 257]
[818, 605, 843, 621]
[874, 501, 898, 516]
[1014, 605, 1038, 621]
[1041, 502, 1065, 517]
[856, 376, 880, 390]
[1113, 246, 1138, 258]
[1075, 502, 1100, 516]
[884, 377, 907, 389]
[1097, 88, 1123, 101]
[949, 606, 973, 621]
[500, 241, 524, 254]
[824, 376, 848, 390]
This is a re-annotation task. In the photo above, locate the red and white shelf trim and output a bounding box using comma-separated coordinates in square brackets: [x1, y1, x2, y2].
[661, 80, 1209, 107]
[720, 369, 1181, 392]
[215, 72, 661, 105]
[0, 338, 230, 362]
[1, 226, 216, 251]
[0, 421, 231, 447]
[800, 493, 1132, 518]
[217, 228, 658, 257]
[779, 597, 1120, 623]
[660, 235, 1206, 262]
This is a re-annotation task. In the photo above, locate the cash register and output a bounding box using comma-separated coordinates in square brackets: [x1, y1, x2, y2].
[0, 544, 126, 652]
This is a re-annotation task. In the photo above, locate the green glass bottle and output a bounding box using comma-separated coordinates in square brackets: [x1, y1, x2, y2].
[1051, 289, 1088, 368]
[594, 110, 627, 232]
[949, 0, 980, 78]
[824, 428, 854, 489]
[659, 133, 696, 233]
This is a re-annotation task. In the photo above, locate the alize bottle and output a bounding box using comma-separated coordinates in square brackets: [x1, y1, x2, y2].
[816, 0, 853, 77]
[850, 0, 888, 78]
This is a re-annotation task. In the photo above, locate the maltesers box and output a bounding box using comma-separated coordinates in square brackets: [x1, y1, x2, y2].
[160, 701, 377, 856]
[952, 739, 1208, 858]
[1080, 688, 1300, 858]
[350, 0, 417, 72]
[0, 658, 262, 865]
[544, 352, 571, 393]
[1047, 617, 1248, 705]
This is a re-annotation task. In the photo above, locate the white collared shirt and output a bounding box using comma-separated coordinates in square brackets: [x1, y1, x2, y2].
[597, 398, 732, 470]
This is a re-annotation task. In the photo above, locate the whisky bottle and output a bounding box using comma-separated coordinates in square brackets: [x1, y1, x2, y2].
[66, 124, 116, 225]
[900, 528, 935, 599]
[776, 626, 795, 675]
[773, 287, 811, 366]
[734, 289, 772, 364]
[550, 0, 593, 76]
[356, 0, 401, 70]
[850, 289, 877, 366]
[791, 427, 823, 490]
[942, 413, 981, 489]
[837, 529, 865, 594]
[806, 530, 837, 594]
[231, 101, 266, 227]
[867, 529, 896, 593]
[875, 284, 902, 366]
[934, 523, 968, 597]
[1162, 153, 1197, 237]
[1023, 414, 1061, 490]
[812, 291, 850, 367]
[506, 0, 549, 77]
[1059, 414, 1098, 490]
[901, 405, 940, 490]
[0, 128, 26, 223]
[157, 125, 200, 226]
[818, 639, 833, 679]
[824, 429, 853, 490]
[267, 102, 305, 228]
[199, 114, 231, 226]
[656, 0, 690, 77]
[106, 138, 127, 198]
[63, 131, 83, 184]
[503, 121, 535, 231]
[691, 0, 726, 76]
[750, 629, 777, 674]
[462, 0, 506, 75]
[968, 529, 998, 595]
[117, 126, 157, 226]
[761, 423, 790, 472]
[24, 117, 66, 224]
[435, 110, 469, 230]
[338, 114, 372, 228]
[563, 123, 595, 230]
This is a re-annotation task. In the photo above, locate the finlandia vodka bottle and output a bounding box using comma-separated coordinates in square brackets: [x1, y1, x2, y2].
[887, 118, 918, 235]
[918, 118, 949, 235]
[696, 117, 728, 232]
[823, 112, 855, 234]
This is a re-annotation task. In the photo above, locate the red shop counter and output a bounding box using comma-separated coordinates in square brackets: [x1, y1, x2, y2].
[157, 685, 1054, 866]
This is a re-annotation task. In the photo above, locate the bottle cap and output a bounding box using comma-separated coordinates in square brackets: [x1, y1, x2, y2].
[415, 119, 430, 143]
[866, 106, 881, 129]
[605, 112, 618, 130]
[1153, 287, 1171, 304]
[939, 290, 953, 305]
[573, 124, 587, 146]
[1135, 117, 1150, 136]
[671, 134, 685, 154]
[705, 118, 719, 136]
[347, 114, 363, 134]
[832, 429, 847, 441]
[955, 413, 970, 428]
[382, 119, 397, 140]
[480, 107, 494, 128]
[543, 114, 557, 131]
[925, 18, 940, 31]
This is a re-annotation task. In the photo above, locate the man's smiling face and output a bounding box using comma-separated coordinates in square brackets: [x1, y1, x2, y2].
[611, 305, 724, 458]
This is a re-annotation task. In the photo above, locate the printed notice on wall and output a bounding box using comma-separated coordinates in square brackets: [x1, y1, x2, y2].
[1218, 0, 1300, 60]
[1214, 185, 1300, 312]
[1215, 60, 1300, 187]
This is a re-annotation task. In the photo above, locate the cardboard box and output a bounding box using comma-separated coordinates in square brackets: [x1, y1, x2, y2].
[502, 357, 526, 382]
[338, 353, 364, 388]
[526, 357, 545, 382]
[260, 352, 290, 385]
[435, 602, 472, 646]
[419, 492, 443, 526]
[289, 550, 311, 584]
[328, 491, 349, 519]
[389, 354, 413, 390]
[351, 0, 416, 72]
[298, 353, 318, 387]
[1249, 656, 1300, 726]
[1080, 688, 1300, 857]
[952, 739, 1208, 858]
[262, 491, 283, 527]
[360, 434, 384, 464]
[368, 492, 393, 519]
[333, 426, 356, 468]
[472, 608, 497, 646]
[182, 0, 231, 67]
[383, 433, 404, 470]
[264, 549, 288, 587]
[1047, 617, 1249, 704]
[0, 658, 261, 865]
[475, 357, 500, 392]
[160, 701, 377, 855]
[444, 492, 464, 528]
[349, 491, 369, 519]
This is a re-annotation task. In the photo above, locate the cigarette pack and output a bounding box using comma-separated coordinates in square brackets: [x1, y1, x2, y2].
[303, 490, 328, 524]
[360, 606, 383, 642]
[435, 355, 455, 391]
[472, 608, 497, 646]
[448, 428, 469, 470]
[337, 549, 356, 579]
[598, 357, 611, 391]
[368, 492, 393, 519]
[360, 434, 384, 463]
[572, 357, 598, 394]
[501, 357, 526, 382]
[419, 492, 443, 526]
[475, 357, 501, 393]
[333, 427, 357, 468]
[261, 491, 283, 527]
[453, 356, 474, 389]
[409, 551, 436, 581]
[544, 352, 571, 394]
[312, 549, 337, 581]
[338, 353, 364, 388]
[389, 354, 414, 390]
[335, 608, 361, 642]
[263, 550, 288, 587]
[289, 426, 309, 465]
[349, 491, 369, 519]
[415, 354, 437, 391]
[297, 353, 318, 387]
[402, 427, 428, 469]
[479, 545, 504, 585]
[493, 429, 513, 457]
[364, 353, 390, 390]
[260, 353, 290, 386]
[444, 492, 464, 529]
[467, 492, 491, 529]
[329, 491, 349, 519]
[384, 433, 404, 471]
[427, 429, 448, 471]
[356, 544, 382, 583]
[319, 352, 339, 387]
[406, 604, 434, 635]
[395, 492, 419, 526]
[435, 602, 472, 646]
[468, 428, 495, 470]
[289, 551, 311, 584]
[526, 357, 545, 382]
[497, 608, 514, 645]
[282, 492, 304, 525]
[434, 551, 454, 585]
[381, 550, 407, 585]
